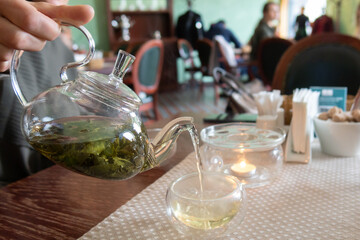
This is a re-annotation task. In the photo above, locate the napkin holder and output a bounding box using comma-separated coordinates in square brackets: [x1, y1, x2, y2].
[285, 102, 312, 163]
[285, 123, 311, 163]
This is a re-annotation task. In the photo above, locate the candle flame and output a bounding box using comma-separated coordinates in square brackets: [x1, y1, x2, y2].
[231, 160, 256, 177]
[239, 161, 246, 168]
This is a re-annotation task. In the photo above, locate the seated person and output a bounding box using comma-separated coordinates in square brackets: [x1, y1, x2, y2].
[311, 10, 334, 35]
[249, 2, 279, 61]
[205, 20, 242, 49]
[248, 2, 279, 80]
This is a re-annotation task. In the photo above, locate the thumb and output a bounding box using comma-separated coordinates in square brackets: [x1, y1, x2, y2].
[32, 2, 95, 26]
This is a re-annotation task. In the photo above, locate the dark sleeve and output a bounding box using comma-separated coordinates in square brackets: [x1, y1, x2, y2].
[0, 74, 13, 139]
[258, 28, 272, 40]
[175, 20, 180, 37]
[175, 16, 182, 37]
[228, 30, 241, 48]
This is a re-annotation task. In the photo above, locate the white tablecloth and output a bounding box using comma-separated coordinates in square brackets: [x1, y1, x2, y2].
[80, 142, 360, 240]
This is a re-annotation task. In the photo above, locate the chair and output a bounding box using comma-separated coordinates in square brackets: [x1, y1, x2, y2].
[212, 36, 257, 81]
[196, 38, 219, 101]
[196, 38, 213, 77]
[177, 38, 201, 87]
[256, 37, 293, 86]
[212, 67, 258, 114]
[127, 41, 143, 56]
[272, 33, 360, 95]
[212, 35, 239, 76]
[129, 39, 164, 120]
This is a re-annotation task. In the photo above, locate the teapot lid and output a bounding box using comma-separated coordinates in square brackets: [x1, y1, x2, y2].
[79, 50, 142, 110]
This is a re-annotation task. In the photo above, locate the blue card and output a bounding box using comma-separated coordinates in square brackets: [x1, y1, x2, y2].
[310, 86, 347, 112]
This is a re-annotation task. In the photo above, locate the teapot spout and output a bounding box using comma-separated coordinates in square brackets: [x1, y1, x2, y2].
[144, 117, 194, 170]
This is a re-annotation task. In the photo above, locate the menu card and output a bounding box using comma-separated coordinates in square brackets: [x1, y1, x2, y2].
[310, 86, 347, 112]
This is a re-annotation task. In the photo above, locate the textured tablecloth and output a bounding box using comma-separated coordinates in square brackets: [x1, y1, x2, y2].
[80, 142, 360, 240]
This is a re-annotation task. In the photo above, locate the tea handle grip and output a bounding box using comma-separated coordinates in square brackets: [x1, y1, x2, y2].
[10, 22, 95, 107]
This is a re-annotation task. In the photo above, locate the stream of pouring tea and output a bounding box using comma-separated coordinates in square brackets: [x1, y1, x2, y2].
[188, 125, 204, 196]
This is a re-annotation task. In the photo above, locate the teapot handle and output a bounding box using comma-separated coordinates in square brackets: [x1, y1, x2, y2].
[10, 22, 95, 107]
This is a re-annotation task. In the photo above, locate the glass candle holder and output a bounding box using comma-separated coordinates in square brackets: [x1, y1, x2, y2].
[166, 172, 246, 238]
[200, 123, 286, 188]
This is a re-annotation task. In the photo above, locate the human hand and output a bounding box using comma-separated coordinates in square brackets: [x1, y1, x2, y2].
[0, 0, 94, 72]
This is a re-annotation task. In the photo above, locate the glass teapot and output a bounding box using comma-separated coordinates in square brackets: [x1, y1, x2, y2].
[10, 24, 194, 180]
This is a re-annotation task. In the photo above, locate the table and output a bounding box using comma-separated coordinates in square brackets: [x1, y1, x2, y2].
[80, 131, 360, 240]
[0, 113, 205, 240]
[1, 114, 360, 239]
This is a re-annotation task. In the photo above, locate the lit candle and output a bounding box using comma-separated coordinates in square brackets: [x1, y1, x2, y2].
[231, 161, 256, 178]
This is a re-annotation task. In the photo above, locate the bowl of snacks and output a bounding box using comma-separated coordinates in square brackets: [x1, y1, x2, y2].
[314, 107, 360, 157]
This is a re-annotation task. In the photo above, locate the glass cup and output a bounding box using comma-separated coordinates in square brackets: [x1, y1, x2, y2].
[166, 172, 246, 238]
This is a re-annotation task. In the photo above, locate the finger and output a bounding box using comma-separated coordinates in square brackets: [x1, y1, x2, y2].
[0, 17, 47, 51]
[0, 0, 61, 41]
[0, 44, 14, 62]
[0, 61, 10, 72]
[33, 3, 95, 26]
[0, 50, 23, 72]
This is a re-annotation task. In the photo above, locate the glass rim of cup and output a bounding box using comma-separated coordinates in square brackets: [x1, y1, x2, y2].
[169, 171, 244, 202]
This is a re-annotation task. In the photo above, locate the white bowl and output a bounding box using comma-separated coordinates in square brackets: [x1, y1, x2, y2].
[313, 117, 360, 157]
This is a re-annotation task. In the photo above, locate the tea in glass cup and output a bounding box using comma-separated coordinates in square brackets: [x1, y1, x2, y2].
[166, 172, 246, 238]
